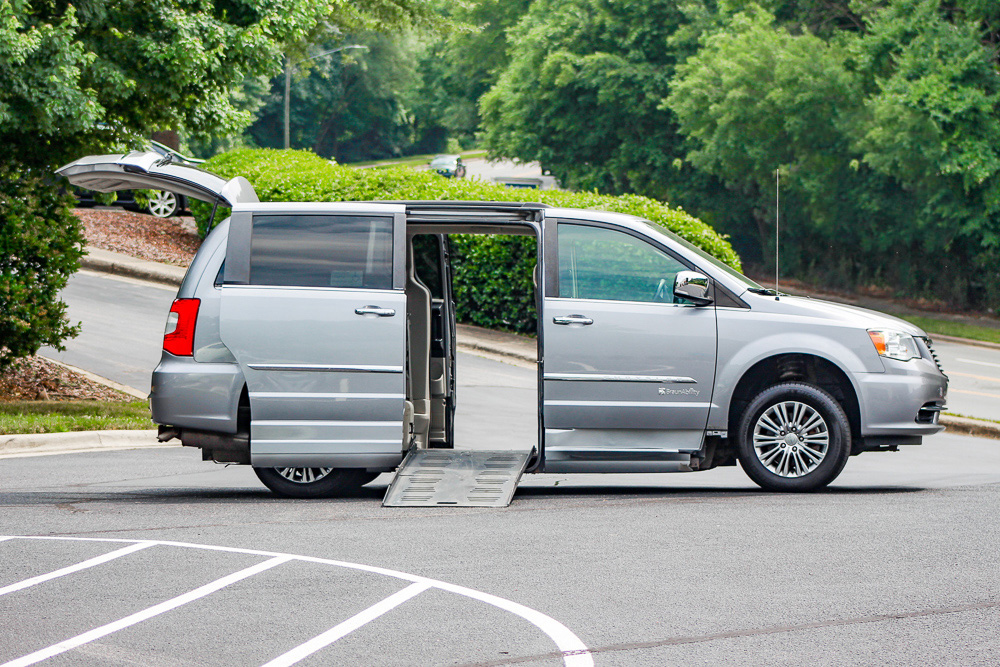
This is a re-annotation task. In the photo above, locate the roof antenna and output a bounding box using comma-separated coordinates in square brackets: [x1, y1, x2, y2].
[774, 167, 780, 301]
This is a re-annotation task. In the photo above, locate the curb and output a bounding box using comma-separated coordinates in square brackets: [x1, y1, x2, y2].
[940, 415, 1000, 440]
[0, 430, 172, 458]
[40, 356, 147, 400]
[455, 323, 535, 365]
[82, 247, 184, 287]
[928, 333, 1000, 351]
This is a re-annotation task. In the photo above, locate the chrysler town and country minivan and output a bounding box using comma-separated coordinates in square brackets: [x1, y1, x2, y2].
[57, 152, 948, 500]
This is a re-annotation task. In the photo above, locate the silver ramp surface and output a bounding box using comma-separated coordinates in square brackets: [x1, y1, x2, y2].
[383, 449, 531, 507]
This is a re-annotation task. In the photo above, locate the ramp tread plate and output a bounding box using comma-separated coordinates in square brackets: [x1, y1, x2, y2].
[383, 449, 531, 507]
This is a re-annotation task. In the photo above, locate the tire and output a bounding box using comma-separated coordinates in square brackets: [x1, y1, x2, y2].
[253, 467, 379, 499]
[147, 191, 178, 218]
[736, 382, 851, 492]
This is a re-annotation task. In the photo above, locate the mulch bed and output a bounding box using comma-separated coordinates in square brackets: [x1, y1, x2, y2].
[74, 207, 201, 267]
[0, 357, 132, 402]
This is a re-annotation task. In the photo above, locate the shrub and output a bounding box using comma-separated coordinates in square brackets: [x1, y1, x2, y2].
[0, 168, 85, 371]
[192, 149, 741, 332]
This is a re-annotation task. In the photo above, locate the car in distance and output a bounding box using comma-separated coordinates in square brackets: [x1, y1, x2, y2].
[429, 154, 467, 178]
[56, 151, 949, 499]
[73, 140, 204, 218]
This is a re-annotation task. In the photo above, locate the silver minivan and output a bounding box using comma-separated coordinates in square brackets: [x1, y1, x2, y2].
[58, 152, 948, 501]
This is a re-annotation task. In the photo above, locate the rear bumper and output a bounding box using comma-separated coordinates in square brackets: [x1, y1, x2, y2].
[857, 358, 948, 438]
[150, 354, 244, 434]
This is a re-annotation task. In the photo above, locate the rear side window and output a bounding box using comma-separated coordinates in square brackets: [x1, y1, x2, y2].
[249, 215, 393, 289]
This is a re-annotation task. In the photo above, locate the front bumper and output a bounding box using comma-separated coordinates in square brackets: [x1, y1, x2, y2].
[857, 356, 948, 437]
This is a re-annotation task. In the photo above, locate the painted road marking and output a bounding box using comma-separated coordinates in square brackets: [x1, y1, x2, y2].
[951, 388, 1000, 400]
[1, 536, 594, 667]
[957, 357, 1000, 370]
[262, 582, 433, 667]
[948, 371, 1000, 384]
[1, 555, 292, 667]
[0, 542, 154, 598]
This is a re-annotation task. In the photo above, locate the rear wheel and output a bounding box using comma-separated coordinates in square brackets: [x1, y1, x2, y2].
[253, 467, 378, 498]
[736, 382, 850, 492]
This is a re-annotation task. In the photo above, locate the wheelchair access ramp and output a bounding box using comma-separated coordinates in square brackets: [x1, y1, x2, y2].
[383, 449, 531, 507]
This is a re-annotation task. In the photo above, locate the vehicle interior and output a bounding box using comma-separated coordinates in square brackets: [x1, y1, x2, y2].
[402, 212, 542, 463]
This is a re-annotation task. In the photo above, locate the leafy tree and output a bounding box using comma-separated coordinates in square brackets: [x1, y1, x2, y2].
[247, 33, 428, 162]
[0, 0, 440, 369]
[668, 1, 1000, 305]
[414, 0, 532, 146]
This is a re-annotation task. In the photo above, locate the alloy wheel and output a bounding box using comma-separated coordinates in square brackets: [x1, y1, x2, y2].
[275, 467, 333, 484]
[752, 400, 829, 478]
[147, 191, 177, 218]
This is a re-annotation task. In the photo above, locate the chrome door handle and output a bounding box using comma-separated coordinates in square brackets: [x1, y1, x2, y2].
[552, 314, 593, 325]
[355, 306, 396, 317]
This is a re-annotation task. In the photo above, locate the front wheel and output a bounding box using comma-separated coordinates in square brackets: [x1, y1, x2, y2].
[253, 467, 378, 499]
[736, 382, 851, 492]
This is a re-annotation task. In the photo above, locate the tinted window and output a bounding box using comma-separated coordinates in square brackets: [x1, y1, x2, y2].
[558, 224, 689, 303]
[250, 215, 393, 289]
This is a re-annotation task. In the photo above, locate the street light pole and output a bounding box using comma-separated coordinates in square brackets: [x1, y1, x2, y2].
[282, 44, 367, 152]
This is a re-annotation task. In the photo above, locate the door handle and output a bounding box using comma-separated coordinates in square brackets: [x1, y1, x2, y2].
[355, 306, 396, 317]
[552, 314, 593, 326]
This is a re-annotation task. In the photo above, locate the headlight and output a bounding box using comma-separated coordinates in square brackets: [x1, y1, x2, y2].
[868, 329, 920, 361]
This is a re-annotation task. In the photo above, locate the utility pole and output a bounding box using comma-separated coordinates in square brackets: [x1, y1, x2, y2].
[283, 55, 292, 150]
[283, 45, 367, 151]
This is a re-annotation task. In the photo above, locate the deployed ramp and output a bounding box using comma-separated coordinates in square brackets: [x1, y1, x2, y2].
[383, 449, 531, 507]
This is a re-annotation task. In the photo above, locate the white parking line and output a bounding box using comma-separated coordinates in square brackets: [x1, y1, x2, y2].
[4, 537, 594, 667]
[957, 357, 1000, 370]
[262, 582, 432, 667]
[0, 542, 154, 598]
[1, 555, 292, 667]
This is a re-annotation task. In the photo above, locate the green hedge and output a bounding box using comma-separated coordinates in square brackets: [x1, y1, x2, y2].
[192, 149, 741, 333]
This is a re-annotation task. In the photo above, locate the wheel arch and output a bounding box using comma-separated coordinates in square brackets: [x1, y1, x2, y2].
[727, 353, 862, 444]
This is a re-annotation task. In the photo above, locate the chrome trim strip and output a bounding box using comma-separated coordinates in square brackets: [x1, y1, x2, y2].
[252, 420, 399, 427]
[247, 364, 403, 374]
[251, 393, 405, 400]
[545, 400, 713, 409]
[543, 373, 697, 384]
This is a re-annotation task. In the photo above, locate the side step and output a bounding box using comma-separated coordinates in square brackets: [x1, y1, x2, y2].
[383, 449, 531, 507]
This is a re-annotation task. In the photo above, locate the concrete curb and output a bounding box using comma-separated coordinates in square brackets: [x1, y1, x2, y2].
[40, 356, 147, 400]
[929, 333, 1000, 351]
[455, 323, 535, 364]
[82, 247, 184, 287]
[940, 415, 1000, 440]
[0, 430, 172, 458]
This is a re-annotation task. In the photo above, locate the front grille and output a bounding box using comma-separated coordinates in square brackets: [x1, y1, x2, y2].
[918, 336, 946, 377]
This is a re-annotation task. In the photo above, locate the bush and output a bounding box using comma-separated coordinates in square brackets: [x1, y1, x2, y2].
[192, 149, 741, 332]
[0, 168, 85, 371]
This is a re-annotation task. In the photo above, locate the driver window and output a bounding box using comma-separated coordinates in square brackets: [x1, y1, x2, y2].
[558, 223, 689, 303]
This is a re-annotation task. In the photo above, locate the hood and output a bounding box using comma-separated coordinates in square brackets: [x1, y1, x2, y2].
[744, 292, 927, 336]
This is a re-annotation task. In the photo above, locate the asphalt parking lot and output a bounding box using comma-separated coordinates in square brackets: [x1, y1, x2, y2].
[1, 432, 999, 666]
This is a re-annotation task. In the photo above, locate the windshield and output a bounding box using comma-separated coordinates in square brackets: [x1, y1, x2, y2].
[637, 219, 762, 290]
[430, 156, 457, 167]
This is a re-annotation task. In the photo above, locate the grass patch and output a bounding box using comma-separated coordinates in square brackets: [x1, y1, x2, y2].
[898, 316, 1000, 345]
[944, 412, 1000, 424]
[346, 149, 488, 169]
[0, 400, 154, 435]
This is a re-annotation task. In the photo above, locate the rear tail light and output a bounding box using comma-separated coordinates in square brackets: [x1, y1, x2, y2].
[163, 298, 200, 356]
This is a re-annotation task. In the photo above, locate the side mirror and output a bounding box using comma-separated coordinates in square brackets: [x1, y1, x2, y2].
[674, 271, 713, 305]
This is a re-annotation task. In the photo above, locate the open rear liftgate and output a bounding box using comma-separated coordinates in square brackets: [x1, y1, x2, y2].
[383, 449, 532, 507]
